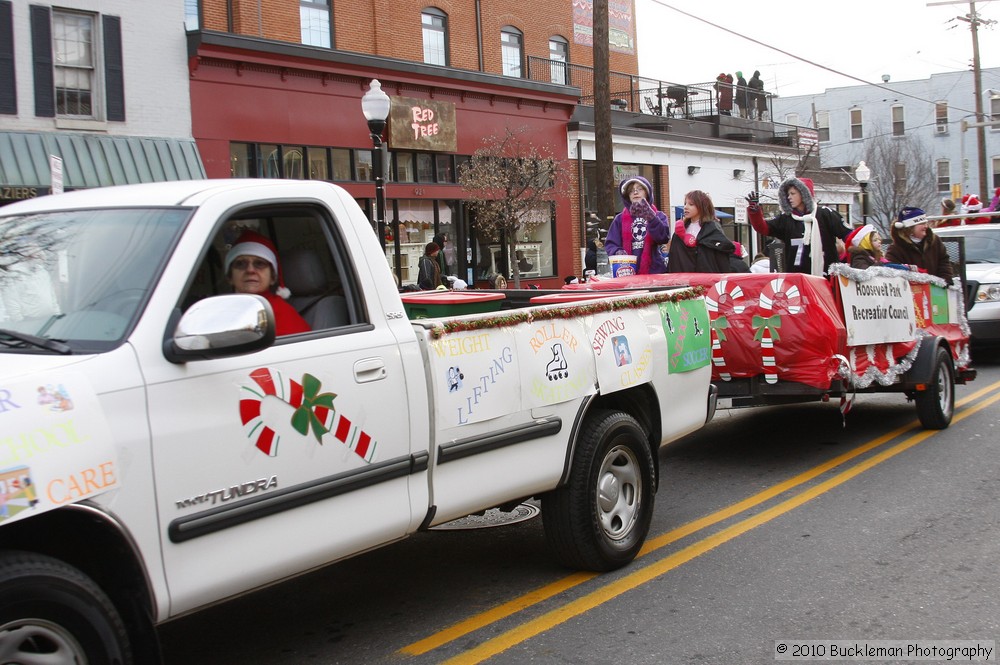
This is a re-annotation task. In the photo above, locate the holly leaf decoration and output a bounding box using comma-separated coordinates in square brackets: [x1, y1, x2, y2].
[290, 373, 338, 442]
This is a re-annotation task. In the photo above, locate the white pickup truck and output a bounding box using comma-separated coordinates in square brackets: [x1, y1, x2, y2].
[0, 179, 715, 662]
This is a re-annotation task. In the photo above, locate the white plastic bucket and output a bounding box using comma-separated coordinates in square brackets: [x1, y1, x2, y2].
[609, 255, 637, 278]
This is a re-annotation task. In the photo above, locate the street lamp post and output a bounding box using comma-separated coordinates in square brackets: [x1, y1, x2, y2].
[361, 79, 397, 282]
[855, 160, 871, 226]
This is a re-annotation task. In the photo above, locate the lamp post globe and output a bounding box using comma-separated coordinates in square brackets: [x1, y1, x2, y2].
[361, 79, 396, 280]
[855, 160, 871, 225]
[362, 79, 391, 140]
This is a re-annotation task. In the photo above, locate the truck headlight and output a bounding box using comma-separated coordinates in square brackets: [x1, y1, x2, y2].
[975, 284, 1000, 303]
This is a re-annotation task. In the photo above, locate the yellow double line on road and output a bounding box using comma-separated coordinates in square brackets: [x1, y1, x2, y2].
[402, 380, 1000, 664]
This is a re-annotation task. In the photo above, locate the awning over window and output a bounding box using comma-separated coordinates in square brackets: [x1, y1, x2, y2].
[0, 131, 205, 193]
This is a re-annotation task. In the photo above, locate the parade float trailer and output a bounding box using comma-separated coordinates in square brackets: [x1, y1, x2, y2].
[565, 265, 977, 430]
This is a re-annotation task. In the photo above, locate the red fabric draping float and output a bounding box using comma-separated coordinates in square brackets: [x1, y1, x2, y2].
[567, 270, 970, 390]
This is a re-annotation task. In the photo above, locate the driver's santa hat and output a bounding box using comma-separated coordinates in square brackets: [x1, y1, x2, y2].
[225, 230, 291, 298]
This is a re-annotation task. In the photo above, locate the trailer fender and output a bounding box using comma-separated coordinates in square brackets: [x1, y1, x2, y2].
[903, 336, 949, 386]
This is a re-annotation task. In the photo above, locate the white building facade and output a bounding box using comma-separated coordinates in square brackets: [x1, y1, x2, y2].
[0, 0, 204, 204]
[771, 68, 1000, 208]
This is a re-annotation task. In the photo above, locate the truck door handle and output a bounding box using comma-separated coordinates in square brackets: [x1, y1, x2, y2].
[354, 357, 386, 383]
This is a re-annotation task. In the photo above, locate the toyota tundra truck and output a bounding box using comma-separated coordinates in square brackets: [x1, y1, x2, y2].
[0, 179, 715, 662]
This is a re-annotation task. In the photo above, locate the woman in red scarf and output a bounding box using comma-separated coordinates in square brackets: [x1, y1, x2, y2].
[604, 176, 671, 274]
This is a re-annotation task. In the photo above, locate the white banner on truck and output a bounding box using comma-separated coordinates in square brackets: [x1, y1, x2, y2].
[0, 372, 119, 525]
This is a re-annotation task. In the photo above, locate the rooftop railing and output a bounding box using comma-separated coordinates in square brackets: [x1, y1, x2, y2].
[528, 57, 776, 122]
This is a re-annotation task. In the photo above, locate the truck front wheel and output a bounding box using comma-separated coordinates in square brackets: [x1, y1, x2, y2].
[0, 551, 132, 664]
[542, 410, 655, 571]
[914, 346, 955, 430]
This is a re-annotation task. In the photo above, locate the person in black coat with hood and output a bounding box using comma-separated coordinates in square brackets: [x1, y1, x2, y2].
[746, 176, 850, 276]
[734, 71, 749, 118]
[666, 190, 735, 273]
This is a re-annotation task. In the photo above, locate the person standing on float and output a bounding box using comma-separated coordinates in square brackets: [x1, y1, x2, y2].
[605, 176, 671, 275]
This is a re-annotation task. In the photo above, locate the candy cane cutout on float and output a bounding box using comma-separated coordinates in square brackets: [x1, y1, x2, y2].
[704, 277, 747, 381]
[239, 367, 377, 462]
[754, 276, 803, 384]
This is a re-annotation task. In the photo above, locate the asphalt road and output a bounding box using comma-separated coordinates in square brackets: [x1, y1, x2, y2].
[159, 349, 1000, 665]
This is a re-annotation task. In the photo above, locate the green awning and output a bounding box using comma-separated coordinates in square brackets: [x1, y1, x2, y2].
[0, 131, 205, 191]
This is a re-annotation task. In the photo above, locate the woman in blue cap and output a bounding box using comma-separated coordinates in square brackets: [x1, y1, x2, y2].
[885, 207, 954, 283]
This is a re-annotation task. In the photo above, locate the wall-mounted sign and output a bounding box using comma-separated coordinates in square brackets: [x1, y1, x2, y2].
[50, 155, 64, 195]
[1, 186, 45, 204]
[797, 128, 819, 149]
[572, 0, 636, 55]
[388, 97, 457, 153]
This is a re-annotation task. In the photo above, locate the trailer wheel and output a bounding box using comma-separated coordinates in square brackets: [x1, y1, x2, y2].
[915, 346, 955, 430]
[0, 551, 132, 665]
[542, 410, 654, 571]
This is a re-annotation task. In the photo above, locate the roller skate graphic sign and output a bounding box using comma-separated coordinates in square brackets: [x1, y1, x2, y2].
[239, 368, 377, 462]
[520, 319, 596, 409]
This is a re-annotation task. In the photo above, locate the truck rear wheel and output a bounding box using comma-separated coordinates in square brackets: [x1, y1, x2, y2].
[915, 346, 955, 430]
[542, 410, 654, 571]
[0, 551, 132, 664]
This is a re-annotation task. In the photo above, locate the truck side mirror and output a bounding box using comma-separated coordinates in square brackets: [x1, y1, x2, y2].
[164, 294, 275, 362]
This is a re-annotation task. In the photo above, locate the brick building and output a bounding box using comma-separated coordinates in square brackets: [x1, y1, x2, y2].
[187, 0, 642, 286]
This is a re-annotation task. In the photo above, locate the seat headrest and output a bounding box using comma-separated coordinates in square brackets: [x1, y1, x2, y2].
[281, 248, 327, 296]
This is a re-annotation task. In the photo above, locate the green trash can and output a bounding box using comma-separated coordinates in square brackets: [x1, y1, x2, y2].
[401, 291, 506, 319]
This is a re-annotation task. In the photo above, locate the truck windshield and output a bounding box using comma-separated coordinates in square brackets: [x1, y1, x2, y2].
[0, 207, 189, 353]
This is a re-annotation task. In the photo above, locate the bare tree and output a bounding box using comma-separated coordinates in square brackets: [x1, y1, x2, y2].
[458, 127, 567, 288]
[0, 216, 68, 287]
[862, 126, 937, 237]
[739, 152, 800, 202]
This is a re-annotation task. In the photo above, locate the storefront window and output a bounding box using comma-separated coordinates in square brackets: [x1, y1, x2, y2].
[395, 153, 415, 182]
[473, 202, 554, 281]
[435, 154, 454, 183]
[230, 143, 253, 177]
[355, 149, 373, 181]
[308, 147, 329, 180]
[416, 154, 434, 182]
[284, 148, 305, 179]
[388, 199, 436, 286]
[261, 145, 280, 178]
[331, 149, 351, 181]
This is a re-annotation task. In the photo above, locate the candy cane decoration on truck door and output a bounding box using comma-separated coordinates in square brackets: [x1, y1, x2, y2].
[239, 367, 377, 462]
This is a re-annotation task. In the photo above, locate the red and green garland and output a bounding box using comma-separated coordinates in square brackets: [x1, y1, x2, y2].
[427, 287, 706, 339]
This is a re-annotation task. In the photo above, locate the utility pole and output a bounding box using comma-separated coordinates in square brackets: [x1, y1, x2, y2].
[593, 0, 615, 236]
[960, 2, 991, 200]
[928, 1, 996, 198]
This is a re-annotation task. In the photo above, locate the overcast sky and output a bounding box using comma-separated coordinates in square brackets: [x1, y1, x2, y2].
[635, 0, 1000, 98]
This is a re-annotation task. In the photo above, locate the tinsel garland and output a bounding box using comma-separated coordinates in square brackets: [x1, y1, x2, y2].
[427, 286, 706, 339]
[827, 261, 948, 288]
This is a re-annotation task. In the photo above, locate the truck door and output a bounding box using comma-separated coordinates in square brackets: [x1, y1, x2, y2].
[143, 199, 420, 616]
